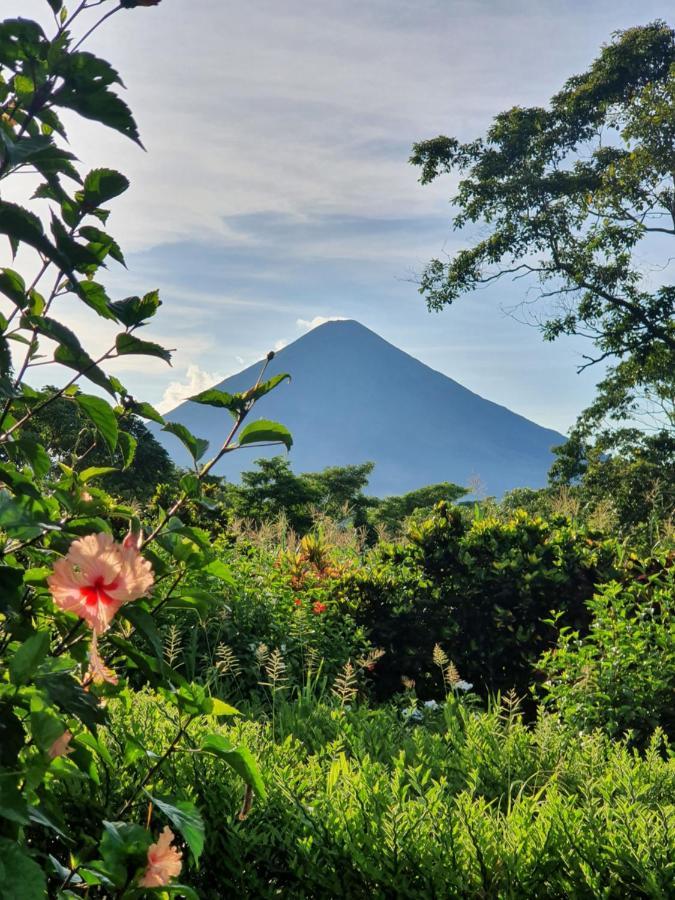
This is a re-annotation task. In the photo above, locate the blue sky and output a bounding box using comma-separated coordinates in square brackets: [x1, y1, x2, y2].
[15, 0, 675, 431]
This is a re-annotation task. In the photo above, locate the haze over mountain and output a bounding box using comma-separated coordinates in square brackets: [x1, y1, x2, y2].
[156, 320, 564, 497]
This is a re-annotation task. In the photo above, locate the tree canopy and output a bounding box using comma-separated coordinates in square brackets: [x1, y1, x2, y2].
[411, 22, 675, 438]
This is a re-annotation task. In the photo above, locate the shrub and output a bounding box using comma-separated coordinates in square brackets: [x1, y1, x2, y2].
[539, 554, 675, 745]
[338, 503, 619, 700]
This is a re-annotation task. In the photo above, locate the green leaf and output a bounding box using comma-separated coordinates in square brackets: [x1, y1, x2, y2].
[54, 81, 142, 145]
[244, 373, 291, 403]
[0, 566, 24, 615]
[179, 473, 200, 497]
[76, 280, 117, 320]
[76, 731, 114, 768]
[36, 670, 106, 731]
[54, 344, 116, 397]
[162, 422, 209, 462]
[0, 200, 67, 270]
[117, 431, 137, 469]
[129, 400, 165, 425]
[98, 821, 151, 888]
[122, 605, 163, 660]
[79, 226, 125, 267]
[79, 466, 118, 482]
[10, 435, 51, 478]
[75, 394, 119, 453]
[0, 20, 47, 68]
[115, 333, 172, 364]
[0, 268, 26, 308]
[79, 168, 130, 208]
[0, 839, 46, 900]
[22, 313, 82, 353]
[209, 698, 241, 717]
[148, 796, 204, 865]
[0, 773, 29, 825]
[110, 291, 161, 327]
[203, 559, 234, 584]
[189, 387, 238, 412]
[200, 734, 267, 799]
[9, 631, 50, 685]
[238, 419, 293, 451]
[30, 709, 66, 752]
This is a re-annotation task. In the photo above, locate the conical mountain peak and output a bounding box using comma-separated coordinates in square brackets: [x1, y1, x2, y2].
[159, 321, 563, 497]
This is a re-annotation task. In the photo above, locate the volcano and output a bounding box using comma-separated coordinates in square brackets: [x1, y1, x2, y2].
[157, 319, 564, 497]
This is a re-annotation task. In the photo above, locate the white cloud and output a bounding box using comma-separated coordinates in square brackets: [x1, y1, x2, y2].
[296, 315, 348, 331]
[157, 364, 224, 414]
[274, 339, 288, 351]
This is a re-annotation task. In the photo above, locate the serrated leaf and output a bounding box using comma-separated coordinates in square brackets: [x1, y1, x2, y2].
[54, 344, 116, 397]
[130, 400, 165, 425]
[117, 431, 137, 469]
[189, 387, 239, 412]
[238, 419, 293, 451]
[75, 280, 117, 320]
[115, 333, 171, 364]
[110, 291, 160, 327]
[162, 422, 208, 462]
[0, 200, 68, 271]
[79, 168, 130, 208]
[0, 268, 26, 308]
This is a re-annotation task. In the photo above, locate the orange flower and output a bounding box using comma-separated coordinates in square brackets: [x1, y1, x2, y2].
[293, 598, 302, 607]
[48, 532, 153, 635]
[312, 601, 327, 614]
[48, 730, 73, 760]
[139, 826, 182, 888]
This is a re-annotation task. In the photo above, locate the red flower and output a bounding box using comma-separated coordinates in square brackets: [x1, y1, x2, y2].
[312, 601, 327, 615]
[293, 598, 302, 607]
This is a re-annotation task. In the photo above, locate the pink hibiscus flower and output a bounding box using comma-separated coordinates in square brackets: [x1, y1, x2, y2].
[139, 826, 183, 887]
[48, 532, 153, 634]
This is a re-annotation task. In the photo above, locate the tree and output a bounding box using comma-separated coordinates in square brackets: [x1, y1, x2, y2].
[410, 22, 675, 438]
[232, 458, 376, 532]
[26, 388, 176, 502]
[370, 481, 468, 533]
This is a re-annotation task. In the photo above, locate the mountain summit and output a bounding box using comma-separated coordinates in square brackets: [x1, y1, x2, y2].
[158, 320, 564, 496]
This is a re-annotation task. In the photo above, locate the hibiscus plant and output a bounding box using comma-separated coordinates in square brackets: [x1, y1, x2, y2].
[0, 2, 291, 895]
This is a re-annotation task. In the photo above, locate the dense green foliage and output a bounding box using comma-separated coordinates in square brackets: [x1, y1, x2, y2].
[42, 690, 675, 899]
[540, 553, 675, 745]
[338, 503, 618, 700]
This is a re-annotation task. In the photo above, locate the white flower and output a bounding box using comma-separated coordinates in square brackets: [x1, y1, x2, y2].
[423, 699, 439, 710]
[454, 680, 473, 692]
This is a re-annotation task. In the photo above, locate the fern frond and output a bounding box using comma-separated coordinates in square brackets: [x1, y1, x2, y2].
[332, 660, 358, 706]
[215, 643, 241, 677]
[163, 624, 182, 667]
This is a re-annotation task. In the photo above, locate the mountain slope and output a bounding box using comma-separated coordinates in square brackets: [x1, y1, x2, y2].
[156, 320, 564, 496]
